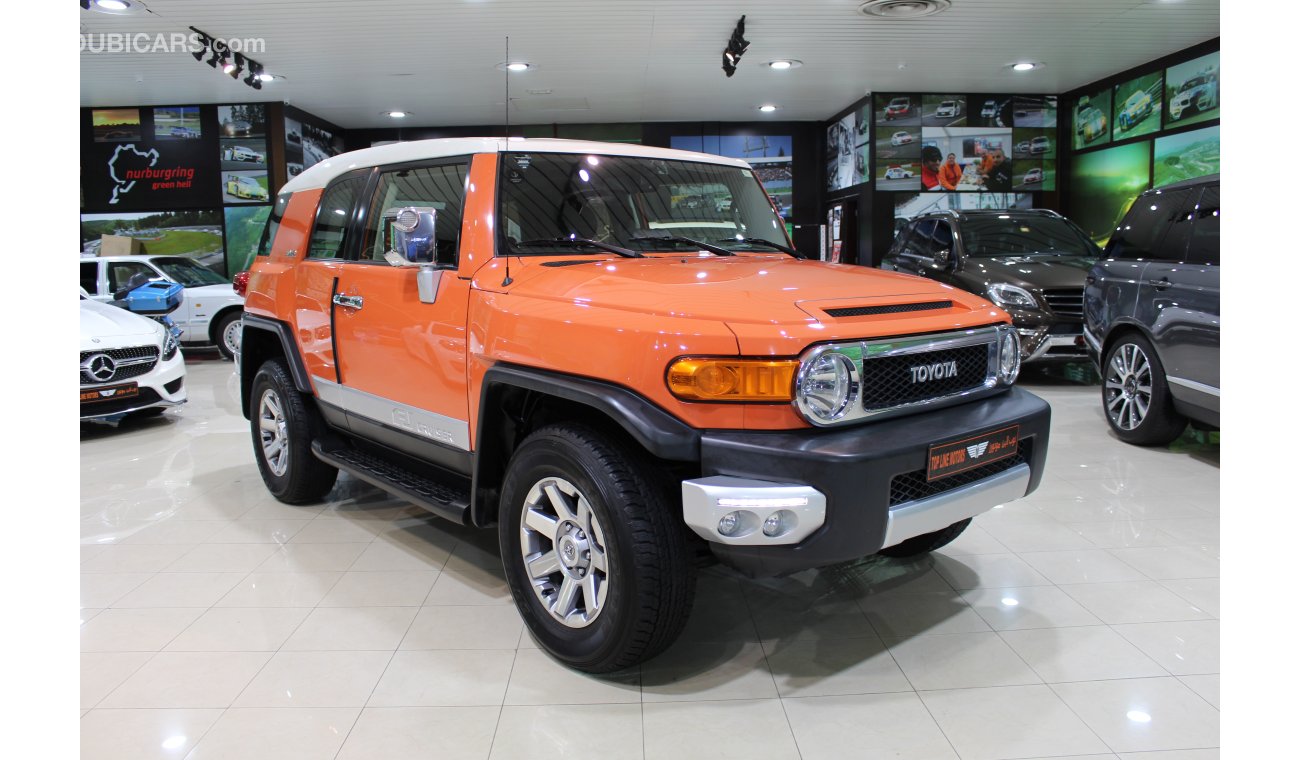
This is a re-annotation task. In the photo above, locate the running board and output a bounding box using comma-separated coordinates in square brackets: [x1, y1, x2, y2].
[312, 440, 471, 524]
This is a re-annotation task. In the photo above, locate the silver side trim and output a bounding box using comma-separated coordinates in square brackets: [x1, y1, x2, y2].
[881, 464, 1031, 549]
[1167, 376, 1220, 397]
[681, 476, 826, 546]
[312, 376, 472, 450]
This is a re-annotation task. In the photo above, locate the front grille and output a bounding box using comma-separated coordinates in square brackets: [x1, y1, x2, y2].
[825, 301, 952, 318]
[80, 345, 159, 385]
[860, 344, 990, 410]
[889, 441, 1031, 507]
[1042, 289, 1084, 319]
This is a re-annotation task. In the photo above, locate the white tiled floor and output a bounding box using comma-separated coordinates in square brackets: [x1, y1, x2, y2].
[81, 360, 1219, 759]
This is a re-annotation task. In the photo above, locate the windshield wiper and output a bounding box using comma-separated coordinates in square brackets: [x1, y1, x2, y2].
[714, 237, 805, 259]
[627, 235, 735, 256]
[514, 238, 643, 258]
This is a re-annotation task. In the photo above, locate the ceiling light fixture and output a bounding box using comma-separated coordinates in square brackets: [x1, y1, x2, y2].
[857, 0, 952, 19]
[1011, 61, 1043, 72]
[84, 0, 146, 14]
[496, 62, 533, 72]
[758, 104, 779, 113]
[188, 27, 271, 90]
[721, 15, 750, 77]
[385, 111, 408, 118]
[766, 60, 803, 70]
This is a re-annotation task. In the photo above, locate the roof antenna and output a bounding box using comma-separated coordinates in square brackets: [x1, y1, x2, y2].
[502, 34, 514, 287]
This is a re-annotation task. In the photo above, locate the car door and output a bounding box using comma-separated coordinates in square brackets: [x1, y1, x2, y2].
[328, 157, 475, 468]
[1144, 186, 1220, 409]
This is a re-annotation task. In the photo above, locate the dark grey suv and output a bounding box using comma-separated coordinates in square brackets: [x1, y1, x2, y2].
[1083, 175, 1220, 445]
[884, 209, 1100, 363]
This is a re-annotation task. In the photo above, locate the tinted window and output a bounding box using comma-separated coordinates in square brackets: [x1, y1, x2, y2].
[308, 179, 364, 259]
[152, 257, 227, 286]
[1186, 186, 1219, 266]
[258, 193, 293, 257]
[1153, 189, 1200, 264]
[960, 215, 1098, 257]
[107, 261, 156, 292]
[361, 163, 469, 263]
[902, 220, 937, 257]
[80, 262, 99, 294]
[932, 221, 954, 252]
[1107, 189, 1193, 260]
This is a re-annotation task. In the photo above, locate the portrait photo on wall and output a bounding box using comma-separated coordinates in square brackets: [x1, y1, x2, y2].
[875, 93, 921, 126]
[153, 106, 201, 140]
[919, 127, 1013, 192]
[92, 108, 141, 143]
[1072, 88, 1112, 150]
[1153, 125, 1219, 187]
[922, 95, 967, 127]
[1164, 50, 1219, 127]
[1013, 95, 1057, 127]
[1113, 71, 1163, 138]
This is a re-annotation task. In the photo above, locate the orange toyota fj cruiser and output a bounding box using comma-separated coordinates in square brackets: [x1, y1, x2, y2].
[241, 138, 1050, 672]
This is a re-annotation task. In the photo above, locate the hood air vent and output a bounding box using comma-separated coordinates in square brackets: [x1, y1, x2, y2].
[824, 300, 953, 318]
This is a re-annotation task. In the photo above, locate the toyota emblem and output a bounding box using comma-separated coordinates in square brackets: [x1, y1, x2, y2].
[83, 353, 117, 382]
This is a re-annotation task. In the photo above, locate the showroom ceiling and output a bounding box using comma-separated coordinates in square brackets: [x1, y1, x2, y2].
[79, 0, 1219, 128]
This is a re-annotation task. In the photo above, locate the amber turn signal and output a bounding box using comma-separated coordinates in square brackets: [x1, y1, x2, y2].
[667, 358, 799, 402]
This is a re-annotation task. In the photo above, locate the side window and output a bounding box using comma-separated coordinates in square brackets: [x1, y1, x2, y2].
[1106, 189, 1193, 260]
[80, 262, 100, 294]
[308, 178, 364, 259]
[1186, 186, 1219, 266]
[107, 262, 155, 292]
[1152, 188, 1200, 264]
[258, 192, 293, 257]
[361, 162, 470, 263]
[902, 219, 937, 257]
[931, 221, 954, 253]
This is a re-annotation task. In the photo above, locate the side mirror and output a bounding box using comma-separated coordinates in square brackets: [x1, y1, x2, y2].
[384, 206, 439, 267]
[933, 248, 953, 269]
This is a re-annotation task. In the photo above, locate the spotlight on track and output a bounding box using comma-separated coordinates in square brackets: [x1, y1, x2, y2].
[721, 15, 749, 78]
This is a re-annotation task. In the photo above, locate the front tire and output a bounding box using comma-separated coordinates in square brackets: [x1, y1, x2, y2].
[1102, 333, 1186, 445]
[249, 358, 338, 503]
[878, 519, 971, 558]
[499, 424, 695, 673]
[213, 311, 242, 360]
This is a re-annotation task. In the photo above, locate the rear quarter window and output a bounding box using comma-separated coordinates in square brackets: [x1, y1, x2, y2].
[1106, 188, 1194, 261]
[257, 192, 293, 257]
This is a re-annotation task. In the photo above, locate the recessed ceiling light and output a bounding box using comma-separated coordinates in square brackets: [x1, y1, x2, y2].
[257, 73, 277, 82]
[758, 104, 779, 113]
[766, 60, 803, 70]
[496, 62, 533, 72]
[385, 111, 409, 118]
[1011, 61, 1043, 72]
[87, 0, 146, 14]
[857, 0, 952, 19]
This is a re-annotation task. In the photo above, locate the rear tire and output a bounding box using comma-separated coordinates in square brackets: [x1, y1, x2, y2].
[250, 358, 337, 504]
[1102, 333, 1186, 446]
[498, 423, 695, 673]
[214, 311, 242, 361]
[878, 519, 971, 558]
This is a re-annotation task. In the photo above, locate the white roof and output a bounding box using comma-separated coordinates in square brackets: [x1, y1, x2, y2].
[281, 138, 753, 193]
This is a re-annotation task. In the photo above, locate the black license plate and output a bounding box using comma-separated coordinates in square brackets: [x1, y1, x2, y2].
[927, 425, 1020, 481]
[81, 383, 139, 404]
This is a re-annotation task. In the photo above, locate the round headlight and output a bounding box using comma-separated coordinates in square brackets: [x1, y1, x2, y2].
[998, 329, 1021, 384]
[796, 351, 857, 424]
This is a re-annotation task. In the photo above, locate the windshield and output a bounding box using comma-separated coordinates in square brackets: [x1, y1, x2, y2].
[497, 152, 789, 255]
[152, 257, 228, 286]
[961, 216, 1100, 257]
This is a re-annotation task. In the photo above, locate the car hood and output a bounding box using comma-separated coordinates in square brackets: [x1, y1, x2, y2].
[80, 299, 163, 349]
[483, 254, 999, 328]
[961, 255, 1095, 290]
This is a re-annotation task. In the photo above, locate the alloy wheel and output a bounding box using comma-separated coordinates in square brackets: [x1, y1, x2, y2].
[223, 318, 242, 357]
[1105, 343, 1153, 431]
[518, 476, 609, 628]
[257, 389, 289, 476]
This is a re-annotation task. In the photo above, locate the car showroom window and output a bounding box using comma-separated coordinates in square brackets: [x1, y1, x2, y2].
[80, 262, 99, 294]
[258, 192, 294, 257]
[1107, 189, 1194, 260]
[107, 261, 155, 292]
[308, 178, 364, 259]
[361, 162, 469, 263]
[1186, 186, 1220, 266]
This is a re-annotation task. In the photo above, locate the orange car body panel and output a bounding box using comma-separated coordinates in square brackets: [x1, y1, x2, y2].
[245, 149, 1010, 449]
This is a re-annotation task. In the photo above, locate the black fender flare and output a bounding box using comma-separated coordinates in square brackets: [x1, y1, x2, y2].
[239, 314, 313, 419]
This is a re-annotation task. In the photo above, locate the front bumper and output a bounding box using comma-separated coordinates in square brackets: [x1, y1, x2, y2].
[691, 387, 1050, 577]
[80, 351, 187, 420]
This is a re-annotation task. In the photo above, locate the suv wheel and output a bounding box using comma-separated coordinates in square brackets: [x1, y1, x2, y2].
[250, 358, 338, 503]
[1102, 334, 1186, 446]
[499, 424, 695, 673]
[214, 311, 242, 360]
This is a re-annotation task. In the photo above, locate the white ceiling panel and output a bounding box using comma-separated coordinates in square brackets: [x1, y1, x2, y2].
[79, 0, 1219, 128]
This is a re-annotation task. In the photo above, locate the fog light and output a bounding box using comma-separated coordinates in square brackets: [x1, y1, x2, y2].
[762, 510, 797, 537]
[718, 511, 742, 536]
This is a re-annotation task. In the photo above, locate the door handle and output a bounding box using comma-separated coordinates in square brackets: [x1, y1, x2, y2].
[1148, 277, 1172, 291]
[332, 294, 364, 309]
